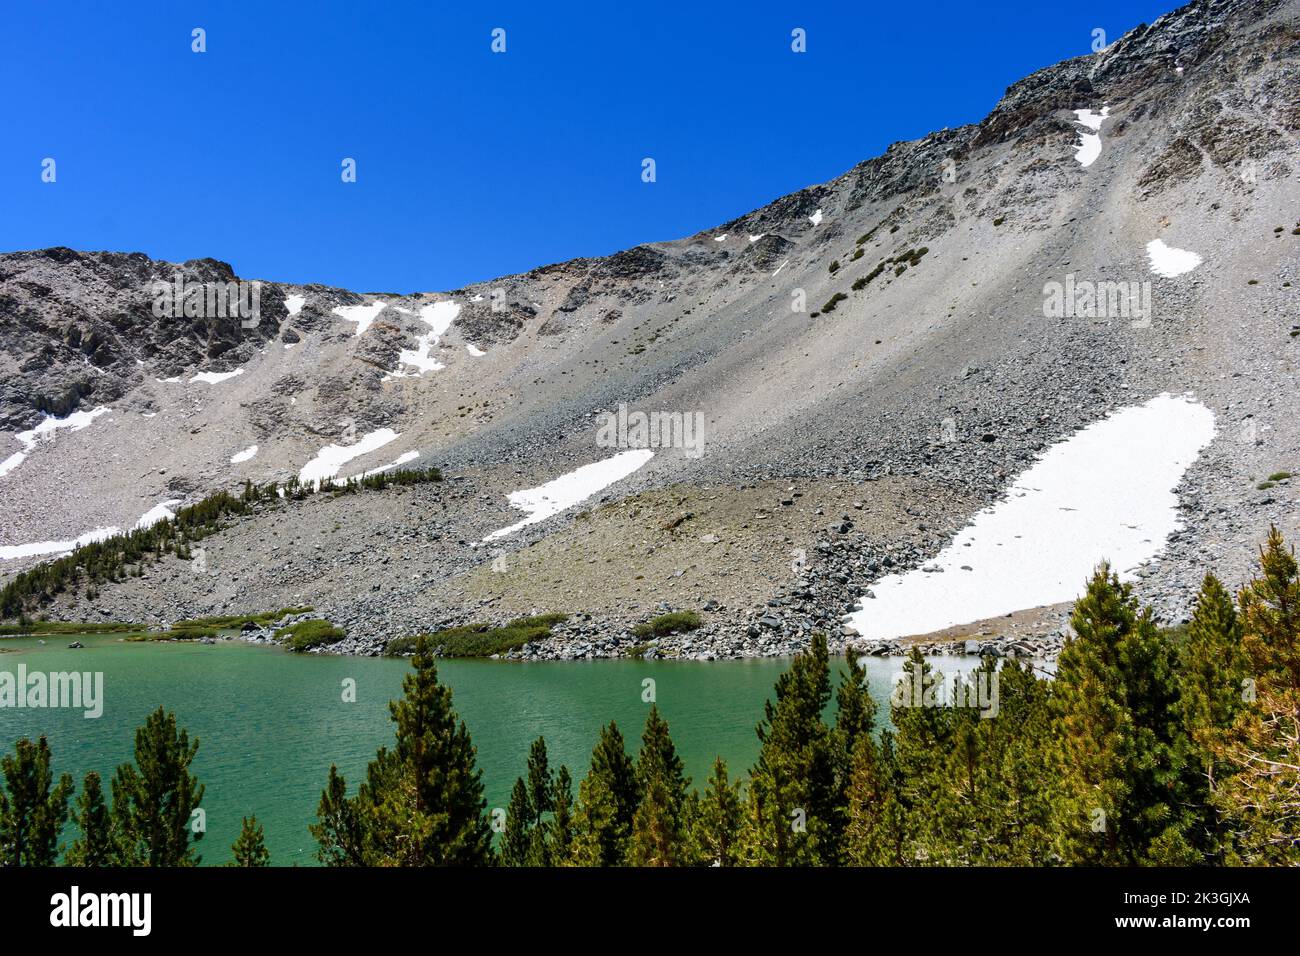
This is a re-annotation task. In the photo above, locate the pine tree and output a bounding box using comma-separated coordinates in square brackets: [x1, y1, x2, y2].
[499, 777, 532, 866]
[309, 765, 366, 866]
[1052, 565, 1193, 864]
[845, 730, 905, 866]
[550, 765, 574, 862]
[628, 705, 690, 866]
[310, 636, 493, 866]
[832, 646, 876, 860]
[66, 771, 114, 866]
[888, 648, 955, 864]
[569, 722, 638, 866]
[691, 756, 743, 866]
[1214, 528, 1300, 864]
[230, 815, 270, 866]
[111, 709, 205, 866]
[0, 736, 73, 866]
[741, 633, 838, 865]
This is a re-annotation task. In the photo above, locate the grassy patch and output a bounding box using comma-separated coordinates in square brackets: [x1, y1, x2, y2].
[174, 607, 314, 630]
[1266, 471, 1292, 482]
[385, 613, 568, 658]
[632, 610, 703, 640]
[0, 621, 142, 636]
[126, 627, 218, 642]
[274, 619, 346, 652]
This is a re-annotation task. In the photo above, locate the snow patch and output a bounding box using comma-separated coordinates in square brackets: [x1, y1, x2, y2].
[1072, 106, 1110, 168]
[484, 449, 654, 542]
[389, 301, 461, 377]
[285, 294, 306, 316]
[748, 234, 765, 243]
[356, 450, 419, 479]
[299, 428, 400, 487]
[0, 407, 111, 479]
[1146, 239, 1203, 278]
[230, 445, 259, 464]
[714, 234, 728, 242]
[191, 369, 244, 385]
[844, 394, 1215, 640]
[135, 500, 181, 530]
[333, 301, 388, 337]
[808, 209, 823, 226]
[1, 527, 119, 562]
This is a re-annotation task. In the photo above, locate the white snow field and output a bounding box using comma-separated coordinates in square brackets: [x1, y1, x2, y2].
[284, 294, 306, 316]
[390, 301, 461, 377]
[190, 369, 244, 385]
[1146, 238, 1203, 277]
[0, 527, 119, 562]
[298, 428, 400, 487]
[333, 301, 389, 336]
[356, 449, 419, 479]
[1072, 105, 1110, 167]
[230, 445, 259, 464]
[0, 407, 111, 479]
[135, 500, 181, 529]
[845, 394, 1216, 641]
[484, 449, 654, 542]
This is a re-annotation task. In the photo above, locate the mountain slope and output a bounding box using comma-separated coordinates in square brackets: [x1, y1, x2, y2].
[1, 0, 1296, 657]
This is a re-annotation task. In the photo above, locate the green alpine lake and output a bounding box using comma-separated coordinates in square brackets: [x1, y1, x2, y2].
[0, 633, 983, 865]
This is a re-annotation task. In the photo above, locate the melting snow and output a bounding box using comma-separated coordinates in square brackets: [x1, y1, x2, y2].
[714, 234, 728, 242]
[466, 344, 486, 357]
[1072, 106, 1110, 168]
[1146, 239, 1203, 278]
[191, 369, 244, 385]
[356, 450, 419, 479]
[844, 394, 1216, 641]
[484, 449, 654, 542]
[808, 209, 824, 226]
[389, 301, 461, 377]
[0, 407, 111, 479]
[299, 428, 400, 487]
[333, 301, 388, 336]
[135, 500, 181, 529]
[749, 234, 765, 243]
[0, 527, 119, 562]
[230, 445, 258, 464]
[284, 294, 306, 316]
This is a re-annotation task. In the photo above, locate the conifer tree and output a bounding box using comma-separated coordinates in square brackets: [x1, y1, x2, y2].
[311, 636, 493, 866]
[629, 705, 690, 866]
[691, 756, 743, 867]
[310, 765, 367, 866]
[499, 777, 532, 866]
[0, 736, 72, 866]
[888, 649, 955, 864]
[1214, 528, 1300, 864]
[741, 633, 838, 865]
[550, 765, 574, 862]
[66, 771, 114, 867]
[111, 709, 205, 866]
[845, 730, 906, 866]
[1052, 565, 1193, 864]
[569, 722, 638, 866]
[230, 815, 270, 866]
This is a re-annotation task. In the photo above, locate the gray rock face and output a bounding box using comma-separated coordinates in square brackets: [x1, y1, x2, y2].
[1, 0, 1297, 663]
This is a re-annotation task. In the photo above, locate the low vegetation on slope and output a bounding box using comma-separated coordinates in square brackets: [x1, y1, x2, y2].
[0, 468, 441, 618]
[384, 613, 569, 658]
[275, 619, 347, 652]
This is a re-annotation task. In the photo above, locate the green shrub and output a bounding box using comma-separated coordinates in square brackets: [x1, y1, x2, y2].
[274, 619, 346, 652]
[1266, 472, 1292, 482]
[821, 292, 849, 313]
[174, 607, 314, 630]
[632, 610, 703, 640]
[386, 613, 569, 658]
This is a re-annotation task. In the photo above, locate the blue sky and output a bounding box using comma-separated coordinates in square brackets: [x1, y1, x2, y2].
[2, 0, 1177, 292]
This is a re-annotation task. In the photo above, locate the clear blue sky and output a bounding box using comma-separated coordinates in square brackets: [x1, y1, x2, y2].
[2, 0, 1177, 292]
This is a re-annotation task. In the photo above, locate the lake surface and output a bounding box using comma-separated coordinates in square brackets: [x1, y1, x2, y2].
[0, 635, 981, 865]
